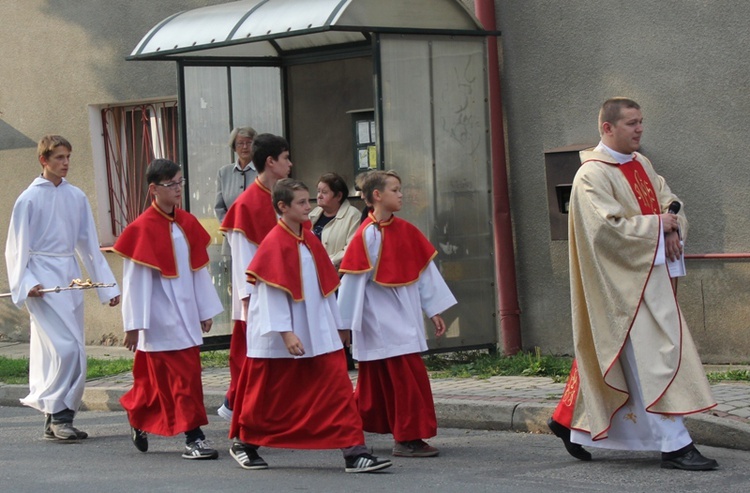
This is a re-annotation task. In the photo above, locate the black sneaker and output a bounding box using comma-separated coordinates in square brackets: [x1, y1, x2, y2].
[345, 453, 392, 473]
[182, 438, 219, 460]
[229, 442, 268, 470]
[43, 414, 53, 440]
[131, 427, 148, 452]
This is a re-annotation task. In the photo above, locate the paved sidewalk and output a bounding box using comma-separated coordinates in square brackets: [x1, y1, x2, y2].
[3, 342, 750, 451]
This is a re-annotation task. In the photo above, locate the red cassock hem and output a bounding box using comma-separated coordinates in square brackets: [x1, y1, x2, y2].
[120, 347, 208, 436]
[355, 353, 437, 442]
[225, 320, 247, 408]
[551, 359, 579, 428]
[229, 349, 365, 449]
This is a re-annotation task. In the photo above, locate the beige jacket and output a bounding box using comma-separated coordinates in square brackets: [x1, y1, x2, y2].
[309, 199, 361, 269]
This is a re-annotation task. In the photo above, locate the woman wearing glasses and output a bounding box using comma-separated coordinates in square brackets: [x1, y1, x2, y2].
[214, 127, 258, 224]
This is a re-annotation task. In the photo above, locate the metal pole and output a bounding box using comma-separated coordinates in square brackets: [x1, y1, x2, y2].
[475, 0, 522, 355]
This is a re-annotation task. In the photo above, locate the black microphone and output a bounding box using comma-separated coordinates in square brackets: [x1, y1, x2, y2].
[668, 201, 681, 214]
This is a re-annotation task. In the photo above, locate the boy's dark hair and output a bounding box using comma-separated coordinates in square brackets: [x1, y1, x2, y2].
[252, 134, 290, 173]
[360, 169, 401, 205]
[317, 172, 349, 205]
[273, 178, 308, 215]
[146, 159, 181, 185]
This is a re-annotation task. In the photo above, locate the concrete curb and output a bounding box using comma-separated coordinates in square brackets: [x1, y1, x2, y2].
[0, 384, 27, 408]
[4, 383, 750, 452]
[434, 396, 750, 452]
[684, 413, 750, 451]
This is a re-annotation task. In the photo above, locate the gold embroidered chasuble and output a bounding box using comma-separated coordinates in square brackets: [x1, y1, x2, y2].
[568, 148, 715, 440]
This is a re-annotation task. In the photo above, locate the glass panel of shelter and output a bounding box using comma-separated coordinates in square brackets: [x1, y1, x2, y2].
[380, 34, 496, 351]
[183, 65, 284, 337]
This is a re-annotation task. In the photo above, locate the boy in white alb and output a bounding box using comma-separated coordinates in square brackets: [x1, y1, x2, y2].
[228, 178, 391, 474]
[114, 159, 223, 460]
[338, 170, 457, 458]
[5, 134, 120, 441]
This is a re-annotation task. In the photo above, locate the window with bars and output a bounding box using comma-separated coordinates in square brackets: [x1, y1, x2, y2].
[100, 101, 178, 237]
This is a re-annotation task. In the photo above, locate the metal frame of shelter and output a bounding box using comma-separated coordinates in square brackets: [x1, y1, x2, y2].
[130, 0, 502, 353]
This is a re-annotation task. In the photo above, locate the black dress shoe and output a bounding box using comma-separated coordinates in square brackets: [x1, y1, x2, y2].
[661, 448, 718, 470]
[131, 427, 148, 453]
[547, 418, 592, 461]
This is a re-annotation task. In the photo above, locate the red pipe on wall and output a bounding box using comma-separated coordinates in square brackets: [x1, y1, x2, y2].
[685, 253, 750, 260]
[474, 0, 522, 355]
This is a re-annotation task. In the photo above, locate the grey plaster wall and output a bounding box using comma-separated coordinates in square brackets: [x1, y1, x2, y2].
[0, 1, 227, 345]
[493, 1, 750, 361]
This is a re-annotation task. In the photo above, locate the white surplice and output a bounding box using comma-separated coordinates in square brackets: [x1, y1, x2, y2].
[337, 223, 457, 362]
[5, 176, 120, 414]
[224, 230, 260, 322]
[247, 244, 344, 359]
[121, 225, 223, 352]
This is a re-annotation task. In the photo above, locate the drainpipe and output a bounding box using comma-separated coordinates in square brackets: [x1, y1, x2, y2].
[474, 0, 522, 355]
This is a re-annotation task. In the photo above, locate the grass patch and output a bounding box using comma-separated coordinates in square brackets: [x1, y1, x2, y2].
[0, 356, 134, 385]
[424, 348, 573, 382]
[707, 369, 750, 383]
[200, 349, 230, 368]
[85, 358, 133, 380]
[5, 348, 746, 385]
[0, 356, 31, 384]
[424, 350, 750, 383]
[0, 350, 231, 385]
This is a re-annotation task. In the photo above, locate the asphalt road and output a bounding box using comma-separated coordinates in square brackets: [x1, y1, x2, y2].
[1, 407, 750, 493]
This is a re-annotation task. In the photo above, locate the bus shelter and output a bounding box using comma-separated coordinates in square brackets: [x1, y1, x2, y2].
[129, 0, 500, 352]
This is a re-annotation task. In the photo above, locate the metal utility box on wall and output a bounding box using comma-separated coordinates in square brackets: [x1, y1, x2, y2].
[544, 144, 593, 241]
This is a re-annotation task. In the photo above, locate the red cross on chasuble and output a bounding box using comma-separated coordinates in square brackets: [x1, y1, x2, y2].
[615, 158, 661, 215]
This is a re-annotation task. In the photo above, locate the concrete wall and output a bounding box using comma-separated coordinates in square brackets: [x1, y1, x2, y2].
[0, 1, 227, 345]
[492, 1, 750, 362]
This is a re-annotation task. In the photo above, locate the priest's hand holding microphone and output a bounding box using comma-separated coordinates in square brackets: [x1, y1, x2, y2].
[661, 201, 682, 262]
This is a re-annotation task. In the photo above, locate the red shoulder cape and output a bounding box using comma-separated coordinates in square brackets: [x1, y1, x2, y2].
[219, 178, 277, 245]
[113, 203, 210, 278]
[246, 220, 340, 301]
[339, 214, 436, 286]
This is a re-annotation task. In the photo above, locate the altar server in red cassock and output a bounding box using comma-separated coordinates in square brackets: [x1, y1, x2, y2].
[338, 170, 457, 458]
[228, 178, 391, 474]
[114, 159, 223, 460]
[216, 133, 290, 421]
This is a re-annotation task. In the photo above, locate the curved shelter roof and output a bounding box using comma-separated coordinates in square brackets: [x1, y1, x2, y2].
[129, 0, 496, 61]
